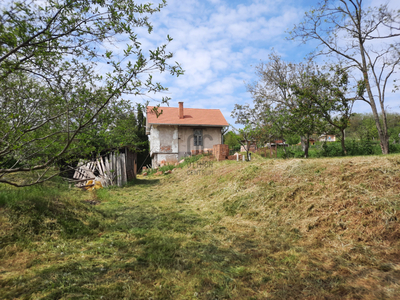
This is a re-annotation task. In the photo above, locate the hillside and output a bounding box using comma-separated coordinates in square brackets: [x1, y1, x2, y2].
[1, 154, 400, 299]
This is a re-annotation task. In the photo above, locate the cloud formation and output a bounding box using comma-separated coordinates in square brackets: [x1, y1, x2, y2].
[117, 0, 400, 125]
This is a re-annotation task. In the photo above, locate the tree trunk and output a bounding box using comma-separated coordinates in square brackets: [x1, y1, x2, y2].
[366, 89, 389, 154]
[303, 135, 309, 158]
[363, 87, 389, 154]
[340, 129, 347, 155]
[358, 31, 389, 154]
[379, 134, 390, 154]
[301, 136, 306, 152]
[246, 141, 250, 161]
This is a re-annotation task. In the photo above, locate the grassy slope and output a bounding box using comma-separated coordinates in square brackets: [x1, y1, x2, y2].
[1, 154, 400, 299]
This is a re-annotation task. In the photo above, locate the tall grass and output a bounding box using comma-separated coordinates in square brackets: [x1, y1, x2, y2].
[0, 180, 104, 245]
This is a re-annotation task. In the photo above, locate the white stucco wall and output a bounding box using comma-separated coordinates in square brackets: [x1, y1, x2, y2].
[150, 125, 179, 154]
[178, 127, 222, 158]
[149, 125, 223, 167]
[150, 125, 179, 167]
[149, 125, 160, 154]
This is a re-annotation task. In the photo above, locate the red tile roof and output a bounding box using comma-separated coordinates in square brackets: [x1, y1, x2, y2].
[147, 106, 229, 127]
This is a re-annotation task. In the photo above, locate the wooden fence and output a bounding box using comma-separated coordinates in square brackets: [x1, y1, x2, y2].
[72, 147, 137, 188]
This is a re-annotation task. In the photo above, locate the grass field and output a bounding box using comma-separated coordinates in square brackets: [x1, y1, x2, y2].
[1, 154, 400, 299]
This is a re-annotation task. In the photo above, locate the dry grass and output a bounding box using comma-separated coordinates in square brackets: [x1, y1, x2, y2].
[1, 154, 400, 299]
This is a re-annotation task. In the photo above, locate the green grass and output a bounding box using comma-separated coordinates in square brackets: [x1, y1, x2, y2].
[144, 154, 205, 175]
[1, 154, 400, 299]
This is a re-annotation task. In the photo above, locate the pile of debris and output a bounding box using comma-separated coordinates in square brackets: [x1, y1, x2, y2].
[69, 149, 135, 189]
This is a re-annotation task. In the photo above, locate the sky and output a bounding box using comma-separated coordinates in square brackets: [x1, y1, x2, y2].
[119, 0, 400, 127]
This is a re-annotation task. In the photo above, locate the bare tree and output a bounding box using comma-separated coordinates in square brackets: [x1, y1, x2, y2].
[290, 0, 400, 154]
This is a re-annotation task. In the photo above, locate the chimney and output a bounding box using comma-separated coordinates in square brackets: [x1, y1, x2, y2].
[179, 102, 184, 119]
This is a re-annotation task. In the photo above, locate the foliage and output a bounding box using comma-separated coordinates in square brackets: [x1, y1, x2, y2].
[144, 154, 205, 176]
[231, 124, 263, 160]
[285, 134, 300, 145]
[235, 53, 331, 158]
[275, 139, 400, 159]
[223, 131, 241, 151]
[0, 0, 183, 187]
[291, 66, 355, 155]
[346, 113, 400, 142]
[96, 103, 149, 154]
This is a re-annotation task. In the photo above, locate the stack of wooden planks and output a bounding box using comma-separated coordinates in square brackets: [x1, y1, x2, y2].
[72, 151, 129, 188]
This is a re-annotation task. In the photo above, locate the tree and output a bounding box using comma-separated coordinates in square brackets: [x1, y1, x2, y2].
[345, 112, 400, 142]
[224, 131, 241, 151]
[285, 134, 300, 145]
[387, 113, 400, 142]
[292, 67, 355, 155]
[238, 53, 328, 158]
[290, 0, 400, 154]
[232, 124, 262, 161]
[99, 103, 150, 171]
[0, 0, 183, 186]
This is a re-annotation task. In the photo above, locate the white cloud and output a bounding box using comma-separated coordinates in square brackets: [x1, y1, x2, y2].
[124, 0, 400, 124]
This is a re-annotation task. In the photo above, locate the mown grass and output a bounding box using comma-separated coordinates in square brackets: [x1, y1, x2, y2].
[1, 154, 400, 299]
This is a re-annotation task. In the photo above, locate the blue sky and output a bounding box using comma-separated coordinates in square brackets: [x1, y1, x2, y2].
[122, 0, 400, 126]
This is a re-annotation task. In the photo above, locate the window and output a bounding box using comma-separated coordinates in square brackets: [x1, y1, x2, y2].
[194, 129, 203, 146]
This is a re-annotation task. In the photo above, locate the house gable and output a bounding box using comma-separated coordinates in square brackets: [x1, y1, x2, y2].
[146, 103, 228, 167]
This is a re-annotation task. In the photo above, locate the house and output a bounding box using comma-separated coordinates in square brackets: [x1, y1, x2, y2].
[265, 140, 288, 149]
[240, 141, 258, 153]
[146, 102, 229, 167]
[296, 138, 316, 146]
[319, 134, 336, 142]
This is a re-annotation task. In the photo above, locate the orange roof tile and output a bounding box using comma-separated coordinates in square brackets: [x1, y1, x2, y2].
[147, 106, 229, 127]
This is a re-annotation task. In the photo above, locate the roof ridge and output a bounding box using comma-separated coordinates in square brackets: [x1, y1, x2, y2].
[147, 106, 220, 110]
[146, 105, 228, 126]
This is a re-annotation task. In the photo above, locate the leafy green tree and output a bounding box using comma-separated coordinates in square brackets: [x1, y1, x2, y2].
[0, 0, 183, 186]
[238, 53, 328, 158]
[292, 67, 355, 155]
[224, 131, 241, 151]
[103, 104, 150, 170]
[290, 0, 400, 154]
[346, 113, 382, 141]
[234, 124, 262, 161]
[288, 92, 329, 158]
[346, 113, 364, 139]
[285, 134, 300, 145]
[387, 113, 400, 142]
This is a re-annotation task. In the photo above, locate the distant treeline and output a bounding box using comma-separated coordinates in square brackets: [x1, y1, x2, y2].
[276, 140, 400, 159]
[225, 112, 400, 157]
[345, 112, 400, 142]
